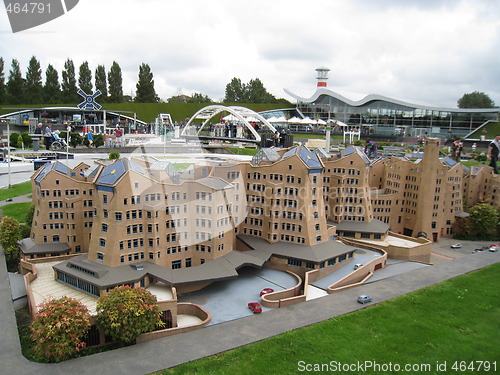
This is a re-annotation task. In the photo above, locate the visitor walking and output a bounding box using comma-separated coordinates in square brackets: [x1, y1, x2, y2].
[43, 124, 53, 150]
[450, 137, 463, 162]
[364, 140, 378, 159]
[87, 129, 94, 148]
[488, 135, 500, 174]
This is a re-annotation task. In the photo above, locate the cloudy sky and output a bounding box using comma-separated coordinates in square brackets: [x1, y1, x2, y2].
[1, 0, 499, 107]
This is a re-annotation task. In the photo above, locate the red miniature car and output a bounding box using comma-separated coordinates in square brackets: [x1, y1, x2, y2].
[260, 288, 274, 296]
[248, 302, 262, 313]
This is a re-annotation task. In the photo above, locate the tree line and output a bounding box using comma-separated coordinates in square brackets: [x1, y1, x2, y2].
[0, 56, 289, 106]
[0, 56, 158, 105]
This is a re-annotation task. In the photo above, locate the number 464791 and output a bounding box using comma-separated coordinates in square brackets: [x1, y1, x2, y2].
[6, 2, 51, 14]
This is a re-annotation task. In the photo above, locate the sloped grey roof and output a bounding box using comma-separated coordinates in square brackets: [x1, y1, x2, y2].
[197, 177, 233, 191]
[342, 146, 370, 163]
[335, 219, 390, 234]
[19, 238, 71, 255]
[237, 235, 356, 263]
[314, 147, 330, 159]
[251, 147, 281, 165]
[35, 162, 54, 182]
[52, 249, 269, 289]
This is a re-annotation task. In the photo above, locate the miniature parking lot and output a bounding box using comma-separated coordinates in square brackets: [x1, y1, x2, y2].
[178, 267, 297, 325]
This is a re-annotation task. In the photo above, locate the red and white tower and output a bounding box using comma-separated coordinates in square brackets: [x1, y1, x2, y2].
[316, 66, 330, 88]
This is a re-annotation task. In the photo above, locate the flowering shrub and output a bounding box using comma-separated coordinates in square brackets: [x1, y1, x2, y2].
[96, 286, 163, 344]
[30, 296, 91, 362]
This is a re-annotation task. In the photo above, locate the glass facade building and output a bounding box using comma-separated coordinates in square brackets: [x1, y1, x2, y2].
[285, 88, 499, 139]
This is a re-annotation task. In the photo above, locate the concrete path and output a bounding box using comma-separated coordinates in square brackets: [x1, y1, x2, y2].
[0, 248, 498, 375]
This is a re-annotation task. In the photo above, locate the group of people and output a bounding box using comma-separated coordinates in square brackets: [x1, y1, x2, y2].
[34, 123, 67, 150]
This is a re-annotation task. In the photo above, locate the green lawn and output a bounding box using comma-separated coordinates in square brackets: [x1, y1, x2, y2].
[0, 181, 32, 201]
[461, 160, 489, 168]
[1, 202, 32, 223]
[228, 148, 259, 156]
[466, 121, 500, 140]
[160, 263, 500, 375]
[0, 103, 286, 124]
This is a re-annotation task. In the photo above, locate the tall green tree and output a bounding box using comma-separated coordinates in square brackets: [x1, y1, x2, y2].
[78, 61, 93, 94]
[0, 57, 6, 104]
[44, 64, 61, 103]
[0, 216, 21, 261]
[24, 56, 43, 104]
[468, 203, 498, 235]
[135, 63, 158, 103]
[61, 58, 78, 103]
[95, 64, 107, 102]
[457, 91, 495, 108]
[223, 77, 245, 103]
[247, 78, 275, 103]
[108, 61, 123, 103]
[6, 59, 24, 104]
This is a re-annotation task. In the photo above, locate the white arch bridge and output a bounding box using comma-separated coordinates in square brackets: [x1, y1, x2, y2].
[181, 105, 277, 143]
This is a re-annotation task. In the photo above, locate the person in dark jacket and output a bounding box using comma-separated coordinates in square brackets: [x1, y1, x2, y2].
[488, 135, 500, 174]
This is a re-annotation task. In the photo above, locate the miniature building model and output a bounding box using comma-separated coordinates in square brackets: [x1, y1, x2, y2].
[27, 140, 498, 299]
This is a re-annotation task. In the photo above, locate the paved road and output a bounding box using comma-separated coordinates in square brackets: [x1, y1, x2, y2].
[1, 247, 498, 375]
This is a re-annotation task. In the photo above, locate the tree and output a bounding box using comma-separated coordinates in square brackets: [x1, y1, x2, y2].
[135, 63, 158, 103]
[92, 133, 104, 148]
[44, 64, 61, 103]
[247, 78, 275, 103]
[20, 132, 32, 148]
[61, 59, 78, 103]
[30, 296, 90, 362]
[108, 61, 123, 103]
[457, 91, 495, 109]
[6, 59, 24, 104]
[24, 56, 43, 104]
[96, 286, 163, 344]
[78, 61, 93, 94]
[188, 92, 212, 103]
[223, 77, 245, 103]
[468, 203, 499, 235]
[0, 57, 6, 104]
[0, 216, 21, 261]
[95, 65, 107, 102]
[68, 132, 83, 148]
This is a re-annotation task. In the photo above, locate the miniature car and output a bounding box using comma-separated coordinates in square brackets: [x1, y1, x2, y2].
[489, 246, 497, 252]
[450, 243, 462, 249]
[357, 295, 372, 304]
[353, 263, 363, 270]
[248, 302, 262, 313]
[5, 198, 12, 202]
[260, 288, 274, 296]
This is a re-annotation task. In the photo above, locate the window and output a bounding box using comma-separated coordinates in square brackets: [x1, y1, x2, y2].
[103, 195, 108, 204]
[97, 252, 104, 261]
[186, 258, 192, 268]
[99, 238, 106, 247]
[102, 224, 108, 233]
[52, 235, 60, 242]
[172, 260, 182, 269]
[287, 258, 301, 267]
[115, 212, 122, 221]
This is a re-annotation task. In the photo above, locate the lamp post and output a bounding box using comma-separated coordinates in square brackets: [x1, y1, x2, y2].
[66, 125, 71, 166]
[4, 118, 12, 188]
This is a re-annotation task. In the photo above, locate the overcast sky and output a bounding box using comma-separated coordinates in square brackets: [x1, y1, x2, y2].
[1, 0, 499, 108]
